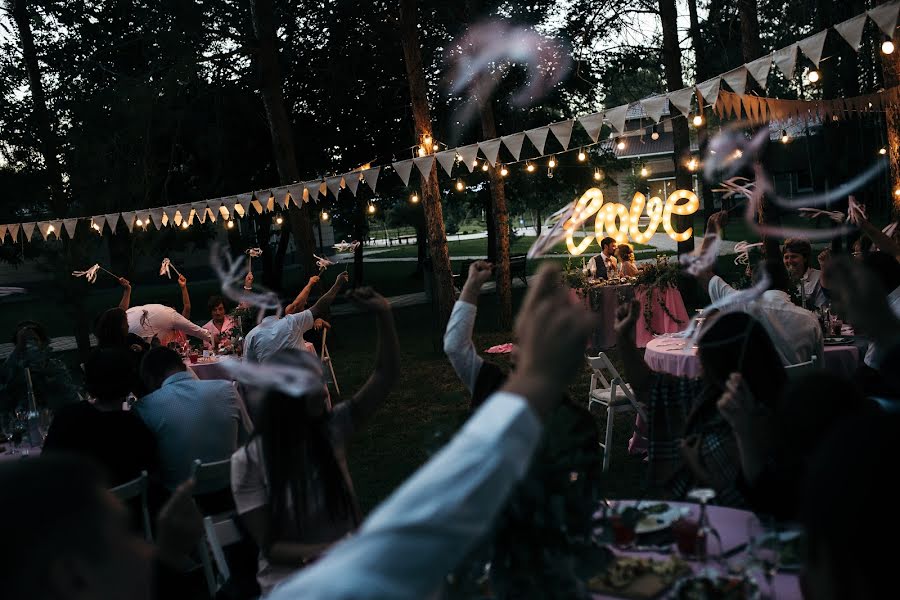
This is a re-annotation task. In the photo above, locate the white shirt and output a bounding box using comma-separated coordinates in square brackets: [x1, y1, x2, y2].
[443, 301, 483, 394]
[267, 392, 542, 600]
[708, 276, 824, 366]
[864, 286, 900, 368]
[796, 267, 826, 309]
[126, 304, 213, 347]
[243, 310, 315, 364]
[203, 315, 236, 338]
[583, 251, 616, 278]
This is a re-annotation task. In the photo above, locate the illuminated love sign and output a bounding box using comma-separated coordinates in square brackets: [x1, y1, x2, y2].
[563, 187, 699, 255]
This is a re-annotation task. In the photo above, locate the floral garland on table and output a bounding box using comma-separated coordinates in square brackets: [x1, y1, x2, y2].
[634, 256, 686, 336]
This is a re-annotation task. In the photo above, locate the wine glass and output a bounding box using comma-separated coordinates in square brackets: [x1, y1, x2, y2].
[746, 515, 781, 599]
[686, 488, 724, 571]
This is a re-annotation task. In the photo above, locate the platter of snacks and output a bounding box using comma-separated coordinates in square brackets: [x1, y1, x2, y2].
[671, 574, 760, 600]
[588, 556, 691, 599]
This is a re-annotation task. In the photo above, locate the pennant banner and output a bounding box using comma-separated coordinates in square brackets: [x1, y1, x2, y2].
[640, 96, 668, 123]
[22, 222, 36, 241]
[774, 44, 798, 79]
[37, 221, 51, 240]
[798, 30, 828, 67]
[304, 181, 321, 203]
[435, 150, 457, 177]
[286, 185, 304, 206]
[343, 173, 360, 196]
[578, 112, 605, 142]
[237, 193, 253, 215]
[62, 218, 78, 238]
[834, 13, 868, 51]
[456, 144, 479, 172]
[604, 105, 629, 135]
[548, 120, 574, 150]
[0, 224, 6, 244]
[501, 133, 526, 161]
[413, 155, 435, 181]
[104, 213, 121, 234]
[697, 76, 723, 105]
[120, 211, 136, 232]
[667, 87, 694, 115]
[478, 139, 502, 166]
[869, 1, 900, 37]
[8, 223, 19, 243]
[524, 127, 550, 155]
[362, 167, 381, 192]
[325, 176, 343, 198]
[746, 55, 772, 90]
[393, 159, 414, 186]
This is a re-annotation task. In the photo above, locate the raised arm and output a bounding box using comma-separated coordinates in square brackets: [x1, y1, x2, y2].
[614, 298, 653, 401]
[118, 277, 132, 311]
[309, 272, 349, 320]
[178, 275, 191, 319]
[855, 214, 900, 260]
[443, 261, 493, 393]
[286, 275, 321, 316]
[344, 288, 400, 430]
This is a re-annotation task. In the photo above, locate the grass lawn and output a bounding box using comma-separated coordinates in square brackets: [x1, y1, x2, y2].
[373, 236, 655, 260]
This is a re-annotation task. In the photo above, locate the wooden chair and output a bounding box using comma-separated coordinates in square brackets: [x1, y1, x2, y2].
[201, 513, 244, 597]
[110, 470, 153, 542]
[320, 328, 340, 401]
[587, 353, 646, 472]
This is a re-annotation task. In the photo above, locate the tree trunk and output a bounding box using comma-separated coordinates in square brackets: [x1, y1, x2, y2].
[399, 0, 455, 336]
[880, 0, 900, 218]
[250, 0, 315, 281]
[484, 187, 497, 262]
[415, 225, 427, 276]
[352, 194, 367, 287]
[686, 0, 717, 223]
[534, 209, 542, 235]
[658, 0, 695, 254]
[738, 0, 762, 63]
[477, 96, 512, 329]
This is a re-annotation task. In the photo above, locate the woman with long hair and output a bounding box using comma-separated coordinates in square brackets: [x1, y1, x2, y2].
[616, 243, 639, 277]
[230, 288, 399, 595]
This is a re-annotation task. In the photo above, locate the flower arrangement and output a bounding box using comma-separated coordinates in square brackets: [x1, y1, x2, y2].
[634, 256, 686, 336]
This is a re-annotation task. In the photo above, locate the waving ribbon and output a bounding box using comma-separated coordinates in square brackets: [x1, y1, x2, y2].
[159, 257, 182, 279]
[333, 240, 360, 253]
[733, 241, 765, 266]
[72, 263, 118, 284]
[245, 247, 263, 273]
[314, 254, 335, 274]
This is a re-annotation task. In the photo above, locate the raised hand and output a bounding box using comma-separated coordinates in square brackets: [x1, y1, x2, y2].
[706, 210, 729, 234]
[314, 318, 331, 331]
[614, 298, 641, 341]
[336, 271, 350, 285]
[119, 277, 131, 289]
[178, 274, 187, 288]
[716, 372, 758, 434]
[308, 275, 321, 287]
[467, 261, 494, 287]
[346, 287, 390, 313]
[244, 271, 254, 290]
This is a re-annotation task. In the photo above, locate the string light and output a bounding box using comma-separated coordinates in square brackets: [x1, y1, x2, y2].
[181, 221, 189, 230]
[500, 165, 509, 177]
[135, 219, 143, 227]
[548, 156, 556, 168]
[91, 222, 101, 232]
[616, 138, 625, 150]
[410, 193, 419, 203]
[650, 125, 660, 141]
[577, 148, 586, 161]
[227, 220, 235, 229]
[895, 188, 900, 197]
[473, 159, 479, 169]
[275, 215, 283, 225]
[781, 129, 790, 144]
[883, 40, 895, 55]
[880, 147, 888, 155]
[640, 166, 649, 177]
[692, 114, 704, 126]
[321, 211, 329, 221]
[525, 162, 535, 173]
[455, 179, 465, 191]
[687, 157, 699, 172]
[47, 224, 55, 233]
[593, 168, 603, 181]
[417, 146, 427, 157]
[368, 204, 376, 214]
[807, 69, 820, 83]
[481, 162, 489, 172]
[423, 134, 432, 146]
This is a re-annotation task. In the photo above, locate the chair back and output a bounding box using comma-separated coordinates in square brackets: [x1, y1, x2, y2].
[587, 353, 623, 392]
[110, 470, 153, 542]
[320, 329, 340, 401]
[189, 458, 232, 496]
[200, 513, 243, 596]
[784, 354, 818, 381]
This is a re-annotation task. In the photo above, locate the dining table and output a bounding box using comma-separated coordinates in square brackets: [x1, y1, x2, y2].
[185, 355, 232, 381]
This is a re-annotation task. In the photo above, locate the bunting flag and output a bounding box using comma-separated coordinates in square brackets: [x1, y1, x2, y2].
[188, 203, 205, 223]
[8, 223, 19, 243]
[250, 200, 264, 215]
[478, 138, 502, 166]
[149, 208, 165, 228]
[271, 187, 290, 208]
[774, 44, 799, 79]
[746, 55, 773, 90]
[325, 176, 343, 198]
[604, 104, 629, 134]
[500, 133, 526, 161]
[413, 155, 436, 180]
[667, 87, 695, 116]
[0, 224, 6, 243]
[175, 204, 191, 225]
[237, 193, 254, 215]
[834, 13, 868, 51]
[22, 222, 36, 241]
[435, 149, 457, 177]
[207, 198, 223, 218]
[286, 185, 304, 206]
[319, 182, 327, 197]
[456, 144, 479, 172]
[256, 190, 273, 211]
[304, 181, 322, 203]
[521, 127, 548, 155]
[798, 30, 828, 67]
[869, 1, 900, 37]
[50, 220, 63, 238]
[362, 167, 381, 192]
[120, 211, 136, 232]
[220, 198, 236, 220]
[548, 120, 574, 150]
[36, 221, 51, 240]
[104, 213, 121, 234]
[578, 112, 605, 142]
[640, 96, 668, 123]
[92, 215, 107, 235]
[697, 76, 724, 105]
[62, 218, 78, 238]
[344, 172, 361, 196]
[393, 159, 414, 186]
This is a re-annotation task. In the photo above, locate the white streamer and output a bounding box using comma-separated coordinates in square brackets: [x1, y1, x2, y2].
[733, 241, 764, 266]
[159, 257, 182, 279]
[72, 264, 102, 284]
[215, 357, 326, 397]
[679, 233, 721, 276]
[527, 200, 577, 259]
[0, 287, 25, 297]
[210, 244, 281, 324]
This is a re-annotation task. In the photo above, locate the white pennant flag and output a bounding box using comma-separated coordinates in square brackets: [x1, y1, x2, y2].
[319, 182, 327, 197]
[456, 144, 479, 172]
[774, 44, 798, 79]
[524, 127, 550, 155]
[250, 200, 264, 215]
[148, 208, 165, 228]
[721, 69, 746, 96]
[344, 173, 361, 196]
[176, 204, 192, 225]
[578, 112, 605, 142]
[256, 190, 272, 211]
[271, 187, 289, 208]
[413, 155, 435, 181]
[745, 55, 773, 90]
[501, 133, 526, 161]
[362, 167, 381, 192]
[105, 213, 121, 234]
[120, 211, 136, 232]
[393, 159, 414, 186]
[37, 221, 51, 240]
[605, 104, 629, 134]
[49, 220, 62, 238]
[640, 96, 668, 123]
[286, 185, 303, 207]
[798, 30, 828, 67]
[435, 150, 457, 177]
[8, 223, 20, 243]
[190, 203, 207, 224]
[697, 76, 724, 105]
[325, 177, 343, 199]
[62, 218, 78, 238]
[548, 120, 574, 150]
[667, 88, 694, 116]
[206, 199, 222, 222]
[304, 181, 321, 203]
[219, 198, 236, 220]
[0, 224, 6, 244]
[22, 222, 36, 241]
[236, 194, 253, 216]
[834, 14, 868, 51]
[478, 139, 502, 167]
[92, 216, 107, 235]
[869, 1, 900, 37]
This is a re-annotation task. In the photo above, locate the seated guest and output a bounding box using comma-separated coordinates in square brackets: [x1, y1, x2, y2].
[616, 243, 639, 277]
[136, 347, 243, 490]
[0, 321, 79, 412]
[583, 236, 617, 279]
[231, 287, 399, 595]
[43, 348, 159, 487]
[203, 294, 236, 339]
[244, 271, 347, 363]
[95, 307, 150, 397]
[782, 238, 826, 308]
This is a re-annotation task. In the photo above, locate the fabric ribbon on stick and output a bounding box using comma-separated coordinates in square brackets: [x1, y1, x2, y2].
[245, 247, 263, 273]
[159, 257, 183, 279]
[72, 263, 119, 284]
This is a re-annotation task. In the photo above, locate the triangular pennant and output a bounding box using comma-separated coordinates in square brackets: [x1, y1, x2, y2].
[501, 132, 526, 160]
[667, 88, 694, 116]
[0, 224, 6, 244]
[435, 150, 457, 177]
[286, 185, 303, 207]
[304, 181, 321, 203]
[219, 198, 236, 220]
[271, 186, 290, 208]
[255, 190, 272, 211]
[36, 221, 50, 240]
[176, 204, 192, 225]
[548, 120, 574, 150]
[104, 213, 121, 234]
[120, 211, 136, 232]
[49, 220, 63, 239]
[524, 127, 550, 155]
[869, 1, 900, 37]
[62, 218, 78, 239]
[344, 173, 361, 196]
[413, 155, 436, 181]
[698, 76, 724, 104]
[8, 223, 20, 243]
[22, 222, 36, 241]
[325, 176, 343, 198]
[189, 202, 206, 223]
[362, 167, 381, 192]
[578, 112, 605, 142]
[742, 96, 757, 122]
[393, 159, 414, 186]
[604, 104, 629, 134]
[148, 208, 165, 228]
[92, 216, 107, 235]
[205, 199, 222, 222]
[478, 139, 502, 167]
[774, 44, 798, 79]
[798, 30, 828, 68]
[456, 144, 480, 172]
[745, 55, 772, 90]
[834, 14, 868, 51]
[250, 200, 263, 215]
[319, 182, 327, 197]
[237, 194, 253, 215]
[640, 96, 668, 123]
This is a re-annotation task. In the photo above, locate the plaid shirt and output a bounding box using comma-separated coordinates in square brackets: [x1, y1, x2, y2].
[647, 373, 747, 508]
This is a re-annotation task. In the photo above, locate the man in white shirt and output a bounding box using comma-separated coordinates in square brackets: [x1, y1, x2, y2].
[244, 271, 348, 363]
[584, 236, 618, 279]
[783, 238, 826, 309]
[127, 303, 213, 347]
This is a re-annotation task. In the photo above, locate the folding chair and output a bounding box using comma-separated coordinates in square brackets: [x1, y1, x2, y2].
[320, 328, 340, 400]
[110, 470, 153, 542]
[201, 513, 244, 597]
[189, 458, 234, 595]
[784, 354, 818, 381]
[587, 353, 647, 472]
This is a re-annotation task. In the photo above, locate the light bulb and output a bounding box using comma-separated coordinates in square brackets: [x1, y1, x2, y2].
[472, 159, 478, 169]
[687, 158, 699, 172]
[275, 215, 283, 225]
[481, 162, 489, 172]
[577, 149, 586, 161]
[548, 156, 556, 168]
[321, 211, 329, 221]
[417, 146, 427, 157]
[692, 114, 703, 126]
[593, 168, 602, 181]
[616, 139, 625, 150]
[181, 221, 189, 229]
[227, 220, 235, 229]
[526, 163, 535, 173]
[411, 193, 419, 203]
[808, 69, 820, 83]
[781, 130, 789, 144]
[880, 147, 888, 155]
[640, 166, 649, 177]
[92, 222, 100, 231]
[883, 40, 895, 55]
[368, 204, 376, 214]
[895, 188, 900, 197]
[455, 179, 465, 191]
[651, 125, 660, 140]
[500, 165, 508, 176]
[47, 224, 55, 233]
[135, 219, 143, 227]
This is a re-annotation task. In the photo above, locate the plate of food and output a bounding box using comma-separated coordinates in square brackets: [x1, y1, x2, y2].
[824, 337, 850, 345]
[672, 574, 760, 600]
[588, 555, 691, 598]
[631, 502, 684, 534]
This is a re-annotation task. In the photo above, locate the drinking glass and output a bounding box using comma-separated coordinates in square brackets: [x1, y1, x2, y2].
[746, 516, 781, 599]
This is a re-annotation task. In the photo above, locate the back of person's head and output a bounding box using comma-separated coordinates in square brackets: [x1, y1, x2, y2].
[0, 456, 119, 599]
[140, 346, 186, 393]
[697, 312, 785, 404]
[862, 251, 900, 294]
[12, 320, 49, 350]
[618, 244, 634, 261]
[85, 348, 134, 406]
[802, 413, 900, 599]
[95, 308, 129, 347]
[207, 295, 226, 313]
[600, 236, 615, 251]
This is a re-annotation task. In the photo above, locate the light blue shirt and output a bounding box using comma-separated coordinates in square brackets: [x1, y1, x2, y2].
[244, 310, 315, 364]
[135, 371, 241, 489]
[267, 391, 542, 600]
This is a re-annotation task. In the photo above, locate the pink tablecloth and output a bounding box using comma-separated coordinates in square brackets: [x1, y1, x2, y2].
[186, 358, 230, 381]
[635, 287, 690, 349]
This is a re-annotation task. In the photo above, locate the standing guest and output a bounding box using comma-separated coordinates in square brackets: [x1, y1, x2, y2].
[231, 287, 399, 595]
[584, 236, 617, 279]
[782, 238, 826, 308]
[43, 348, 159, 487]
[0, 321, 79, 412]
[136, 347, 243, 490]
[616, 243, 639, 277]
[126, 303, 212, 348]
[244, 271, 348, 363]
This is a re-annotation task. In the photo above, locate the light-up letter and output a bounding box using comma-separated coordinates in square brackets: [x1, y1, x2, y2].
[601, 202, 630, 245]
[662, 189, 700, 242]
[564, 188, 604, 256]
[628, 193, 664, 244]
